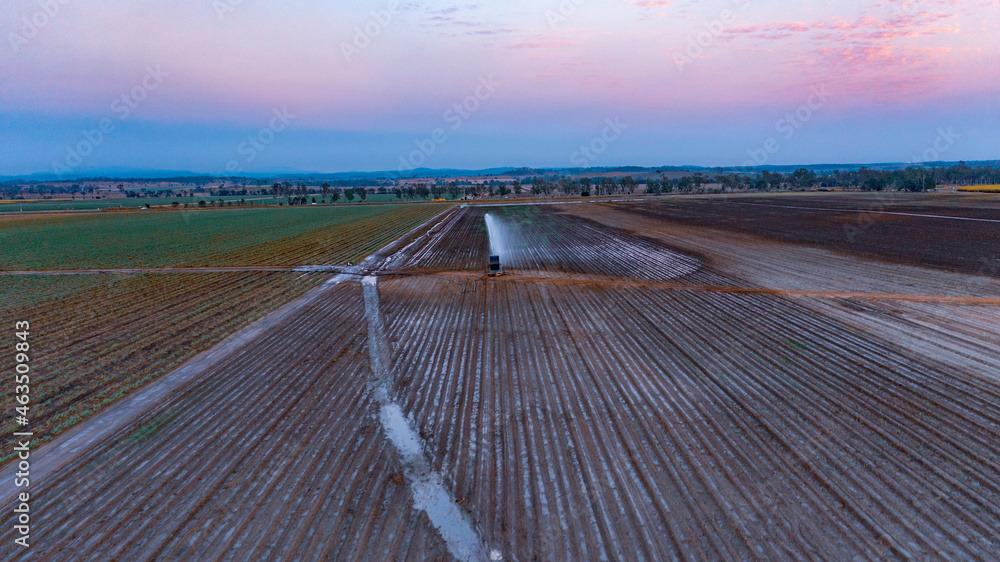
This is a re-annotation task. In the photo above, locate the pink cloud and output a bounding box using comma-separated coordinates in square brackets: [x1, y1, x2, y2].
[508, 40, 579, 49]
[773, 22, 811, 32]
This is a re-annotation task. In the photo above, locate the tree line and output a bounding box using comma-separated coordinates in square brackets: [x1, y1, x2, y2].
[4, 163, 998, 203]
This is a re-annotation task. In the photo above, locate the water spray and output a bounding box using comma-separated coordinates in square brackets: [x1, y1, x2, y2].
[485, 213, 505, 276]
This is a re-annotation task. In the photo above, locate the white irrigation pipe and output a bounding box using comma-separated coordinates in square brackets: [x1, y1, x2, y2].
[362, 276, 495, 562]
[733, 202, 1000, 223]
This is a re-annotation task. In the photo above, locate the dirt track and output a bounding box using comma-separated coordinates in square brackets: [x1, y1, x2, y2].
[2, 200, 999, 560]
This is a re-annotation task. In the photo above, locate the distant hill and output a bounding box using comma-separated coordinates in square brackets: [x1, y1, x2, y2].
[0, 168, 203, 182]
[3, 161, 998, 183]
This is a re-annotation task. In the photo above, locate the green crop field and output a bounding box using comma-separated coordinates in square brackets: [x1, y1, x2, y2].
[0, 202, 451, 270]
[0, 193, 425, 212]
[0, 195, 260, 212]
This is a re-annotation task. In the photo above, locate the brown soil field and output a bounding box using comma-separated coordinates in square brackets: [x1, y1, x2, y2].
[2, 281, 450, 559]
[2, 200, 998, 560]
[0, 272, 326, 463]
[613, 192, 1000, 276]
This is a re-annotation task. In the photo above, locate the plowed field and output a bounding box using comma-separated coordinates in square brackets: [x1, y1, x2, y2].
[3, 198, 998, 560]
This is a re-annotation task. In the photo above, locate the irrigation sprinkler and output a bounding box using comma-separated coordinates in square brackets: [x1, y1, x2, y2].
[485, 213, 506, 276]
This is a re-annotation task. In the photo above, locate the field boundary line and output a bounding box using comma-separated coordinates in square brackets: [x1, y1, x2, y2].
[732, 202, 1000, 223]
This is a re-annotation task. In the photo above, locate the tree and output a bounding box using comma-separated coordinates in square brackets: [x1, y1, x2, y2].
[330, 187, 341, 203]
[769, 172, 785, 191]
[717, 174, 741, 192]
[646, 179, 661, 195]
[512, 180, 522, 196]
[357, 187, 367, 202]
[271, 182, 283, 199]
[447, 181, 461, 200]
[532, 178, 547, 196]
[691, 173, 707, 190]
[415, 183, 430, 199]
[322, 183, 331, 202]
[557, 178, 575, 196]
[344, 188, 355, 201]
[621, 176, 637, 194]
[790, 168, 817, 189]
[431, 184, 445, 199]
[761, 170, 783, 191]
[862, 176, 886, 191]
[600, 177, 616, 195]
[579, 177, 592, 196]
[394, 187, 403, 200]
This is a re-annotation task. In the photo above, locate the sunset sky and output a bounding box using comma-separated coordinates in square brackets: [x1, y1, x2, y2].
[1, 0, 998, 175]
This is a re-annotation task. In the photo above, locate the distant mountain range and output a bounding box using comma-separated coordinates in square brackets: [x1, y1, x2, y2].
[3, 161, 998, 182]
[0, 167, 515, 182]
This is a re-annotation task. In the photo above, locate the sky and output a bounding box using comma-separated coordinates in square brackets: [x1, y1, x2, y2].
[1, 0, 998, 176]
